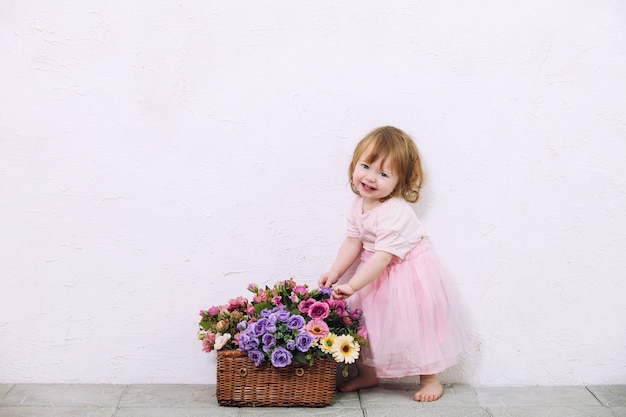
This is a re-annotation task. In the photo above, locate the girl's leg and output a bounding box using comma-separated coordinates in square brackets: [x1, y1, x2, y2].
[339, 360, 378, 392]
[414, 374, 444, 402]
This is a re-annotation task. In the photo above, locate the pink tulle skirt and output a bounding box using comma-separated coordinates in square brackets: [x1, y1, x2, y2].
[347, 238, 465, 378]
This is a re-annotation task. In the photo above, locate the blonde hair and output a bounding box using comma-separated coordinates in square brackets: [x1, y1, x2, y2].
[349, 126, 424, 203]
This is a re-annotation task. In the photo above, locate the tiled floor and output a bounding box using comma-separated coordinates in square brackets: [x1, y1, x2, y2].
[0, 383, 624, 417]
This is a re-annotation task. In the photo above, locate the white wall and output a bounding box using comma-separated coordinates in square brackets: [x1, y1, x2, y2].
[1, 1, 625, 386]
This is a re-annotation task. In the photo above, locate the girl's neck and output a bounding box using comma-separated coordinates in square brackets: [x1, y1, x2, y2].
[362, 197, 386, 214]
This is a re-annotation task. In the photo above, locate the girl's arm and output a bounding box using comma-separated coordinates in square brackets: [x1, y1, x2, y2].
[318, 237, 363, 288]
[332, 250, 393, 299]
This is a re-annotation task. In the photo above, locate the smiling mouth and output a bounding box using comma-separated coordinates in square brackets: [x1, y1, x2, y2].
[361, 183, 377, 191]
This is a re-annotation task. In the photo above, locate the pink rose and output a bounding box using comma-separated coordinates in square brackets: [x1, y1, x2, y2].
[308, 301, 330, 320]
[294, 285, 308, 296]
[228, 296, 247, 310]
[324, 298, 344, 309]
[202, 332, 216, 353]
[253, 289, 267, 303]
[298, 299, 316, 314]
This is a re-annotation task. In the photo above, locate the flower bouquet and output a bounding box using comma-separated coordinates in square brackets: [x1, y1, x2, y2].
[198, 295, 251, 353]
[198, 278, 367, 407]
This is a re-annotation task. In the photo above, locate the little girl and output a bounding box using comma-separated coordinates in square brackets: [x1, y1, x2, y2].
[319, 126, 464, 402]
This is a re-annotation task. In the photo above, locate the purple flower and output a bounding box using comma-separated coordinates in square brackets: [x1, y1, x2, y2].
[251, 318, 268, 336]
[270, 347, 293, 367]
[286, 315, 305, 330]
[319, 286, 333, 297]
[295, 332, 314, 352]
[262, 333, 276, 349]
[247, 350, 265, 366]
[286, 340, 296, 350]
[273, 309, 291, 323]
[239, 332, 259, 351]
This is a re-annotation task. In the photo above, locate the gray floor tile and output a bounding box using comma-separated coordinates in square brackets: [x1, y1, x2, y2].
[114, 406, 239, 417]
[0, 383, 622, 417]
[487, 406, 617, 417]
[358, 384, 487, 417]
[588, 385, 626, 407]
[328, 391, 360, 408]
[119, 384, 215, 407]
[358, 384, 417, 408]
[475, 386, 601, 408]
[0, 406, 116, 417]
[0, 387, 13, 400]
[238, 408, 362, 417]
[613, 406, 626, 417]
[360, 383, 481, 408]
[0, 384, 127, 407]
[363, 407, 489, 417]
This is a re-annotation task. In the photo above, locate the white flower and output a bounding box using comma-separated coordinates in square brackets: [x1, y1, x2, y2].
[331, 334, 360, 364]
[214, 333, 231, 350]
[319, 333, 337, 354]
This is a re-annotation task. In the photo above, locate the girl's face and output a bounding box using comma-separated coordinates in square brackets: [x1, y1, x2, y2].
[352, 151, 399, 205]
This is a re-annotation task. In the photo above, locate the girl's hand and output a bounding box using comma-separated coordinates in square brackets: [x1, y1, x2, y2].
[332, 283, 355, 300]
[318, 271, 339, 288]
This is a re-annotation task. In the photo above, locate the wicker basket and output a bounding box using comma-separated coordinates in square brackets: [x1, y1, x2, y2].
[216, 350, 336, 407]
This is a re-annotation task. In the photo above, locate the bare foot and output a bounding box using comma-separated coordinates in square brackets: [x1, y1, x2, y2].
[413, 375, 444, 402]
[338, 374, 379, 392]
[339, 362, 378, 392]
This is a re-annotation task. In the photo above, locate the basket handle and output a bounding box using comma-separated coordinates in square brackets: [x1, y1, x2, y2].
[295, 368, 305, 377]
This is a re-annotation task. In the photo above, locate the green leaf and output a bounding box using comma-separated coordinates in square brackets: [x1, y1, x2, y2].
[253, 302, 272, 315]
[293, 351, 308, 364]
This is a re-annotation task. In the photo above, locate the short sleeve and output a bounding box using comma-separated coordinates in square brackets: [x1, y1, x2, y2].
[346, 197, 361, 238]
[374, 199, 423, 258]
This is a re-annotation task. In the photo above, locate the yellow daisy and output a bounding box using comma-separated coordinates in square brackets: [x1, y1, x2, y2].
[319, 333, 337, 354]
[331, 334, 360, 364]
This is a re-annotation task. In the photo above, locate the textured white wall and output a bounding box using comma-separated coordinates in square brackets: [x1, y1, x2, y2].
[1, 1, 625, 386]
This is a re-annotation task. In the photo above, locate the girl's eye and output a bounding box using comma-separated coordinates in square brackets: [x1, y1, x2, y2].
[379, 172, 389, 178]
[361, 163, 370, 170]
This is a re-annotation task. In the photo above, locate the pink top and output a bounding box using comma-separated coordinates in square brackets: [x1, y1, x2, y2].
[346, 196, 425, 259]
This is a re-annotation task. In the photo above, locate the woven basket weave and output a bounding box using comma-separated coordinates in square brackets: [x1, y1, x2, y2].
[216, 350, 336, 407]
